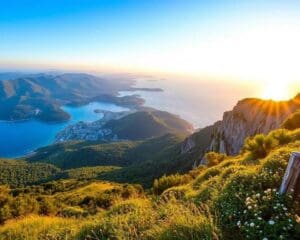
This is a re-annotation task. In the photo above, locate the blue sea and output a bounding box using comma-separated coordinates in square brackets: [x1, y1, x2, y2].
[0, 102, 128, 158]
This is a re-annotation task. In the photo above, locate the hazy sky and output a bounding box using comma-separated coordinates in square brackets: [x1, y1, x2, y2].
[1, 0, 300, 99]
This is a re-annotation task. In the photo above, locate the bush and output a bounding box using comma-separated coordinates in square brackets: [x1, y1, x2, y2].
[204, 152, 226, 167]
[153, 174, 192, 195]
[243, 134, 277, 159]
[38, 197, 57, 215]
[269, 129, 291, 145]
[281, 110, 300, 130]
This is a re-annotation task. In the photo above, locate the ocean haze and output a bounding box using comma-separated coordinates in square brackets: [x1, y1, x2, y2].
[119, 76, 258, 128]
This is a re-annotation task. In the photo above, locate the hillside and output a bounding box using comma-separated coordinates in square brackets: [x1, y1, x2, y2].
[0, 127, 299, 239]
[0, 73, 145, 122]
[55, 110, 194, 142]
[25, 134, 192, 186]
[182, 93, 300, 164]
[102, 110, 194, 140]
[0, 159, 61, 187]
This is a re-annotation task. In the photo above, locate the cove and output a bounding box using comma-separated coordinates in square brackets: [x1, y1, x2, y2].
[0, 102, 128, 158]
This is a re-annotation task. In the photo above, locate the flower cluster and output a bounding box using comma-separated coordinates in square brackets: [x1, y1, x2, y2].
[237, 188, 296, 240]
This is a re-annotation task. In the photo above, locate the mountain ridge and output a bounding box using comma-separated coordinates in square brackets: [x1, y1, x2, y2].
[0, 73, 154, 122]
[181, 94, 300, 164]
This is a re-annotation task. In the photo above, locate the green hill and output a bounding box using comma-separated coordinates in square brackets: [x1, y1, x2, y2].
[25, 134, 192, 186]
[27, 134, 185, 168]
[104, 110, 193, 140]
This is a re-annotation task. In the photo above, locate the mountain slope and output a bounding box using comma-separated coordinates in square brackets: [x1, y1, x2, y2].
[0, 127, 299, 239]
[182, 94, 300, 164]
[25, 134, 190, 186]
[104, 110, 194, 140]
[55, 110, 194, 142]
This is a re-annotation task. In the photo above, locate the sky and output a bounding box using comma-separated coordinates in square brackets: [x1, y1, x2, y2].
[1, 0, 300, 99]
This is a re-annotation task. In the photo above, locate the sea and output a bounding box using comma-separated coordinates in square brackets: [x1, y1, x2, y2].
[0, 102, 128, 158]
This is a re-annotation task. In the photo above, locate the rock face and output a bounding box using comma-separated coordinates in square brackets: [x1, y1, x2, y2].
[182, 94, 300, 160]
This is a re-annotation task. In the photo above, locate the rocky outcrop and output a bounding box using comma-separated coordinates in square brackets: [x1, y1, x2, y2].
[182, 94, 300, 159]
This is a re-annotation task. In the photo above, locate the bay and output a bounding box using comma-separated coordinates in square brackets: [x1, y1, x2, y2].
[0, 102, 128, 158]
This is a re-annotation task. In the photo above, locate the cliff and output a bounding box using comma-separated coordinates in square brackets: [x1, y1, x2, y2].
[181, 94, 300, 163]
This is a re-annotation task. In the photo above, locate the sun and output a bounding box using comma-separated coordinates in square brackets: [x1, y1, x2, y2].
[261, 82, 291, 101]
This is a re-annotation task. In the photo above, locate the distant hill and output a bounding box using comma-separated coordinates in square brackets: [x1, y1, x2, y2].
[0, 73, 144, 122]
[104, 111, 193, 140]
[55, 110, 194, 142]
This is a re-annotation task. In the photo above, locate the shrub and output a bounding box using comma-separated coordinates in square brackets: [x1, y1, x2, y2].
[153, 174, 192, 195]
[204, 152, 226, 167]
[281, 110, 300, 130]
[243, 134, 277, 159]
[269, 129, 291, 145]
[37, 197, 57, 215]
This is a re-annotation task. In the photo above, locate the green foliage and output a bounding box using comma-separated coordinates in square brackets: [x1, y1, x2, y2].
[204, 152, 226, 167]
[104, 110, 193, 140]
[63, 166, 121, 180]
[243, 134, 277, 159]
[153, 174, 192, 195]
[0, 160, 61, 187]
[26, 133, 194, 187]
[281, 110, 300, 130]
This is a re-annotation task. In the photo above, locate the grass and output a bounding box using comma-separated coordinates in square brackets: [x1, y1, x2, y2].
[0, 215, 81, 240]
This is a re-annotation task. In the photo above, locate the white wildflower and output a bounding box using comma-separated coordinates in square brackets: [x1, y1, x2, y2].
[268, 220, 275, 225]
